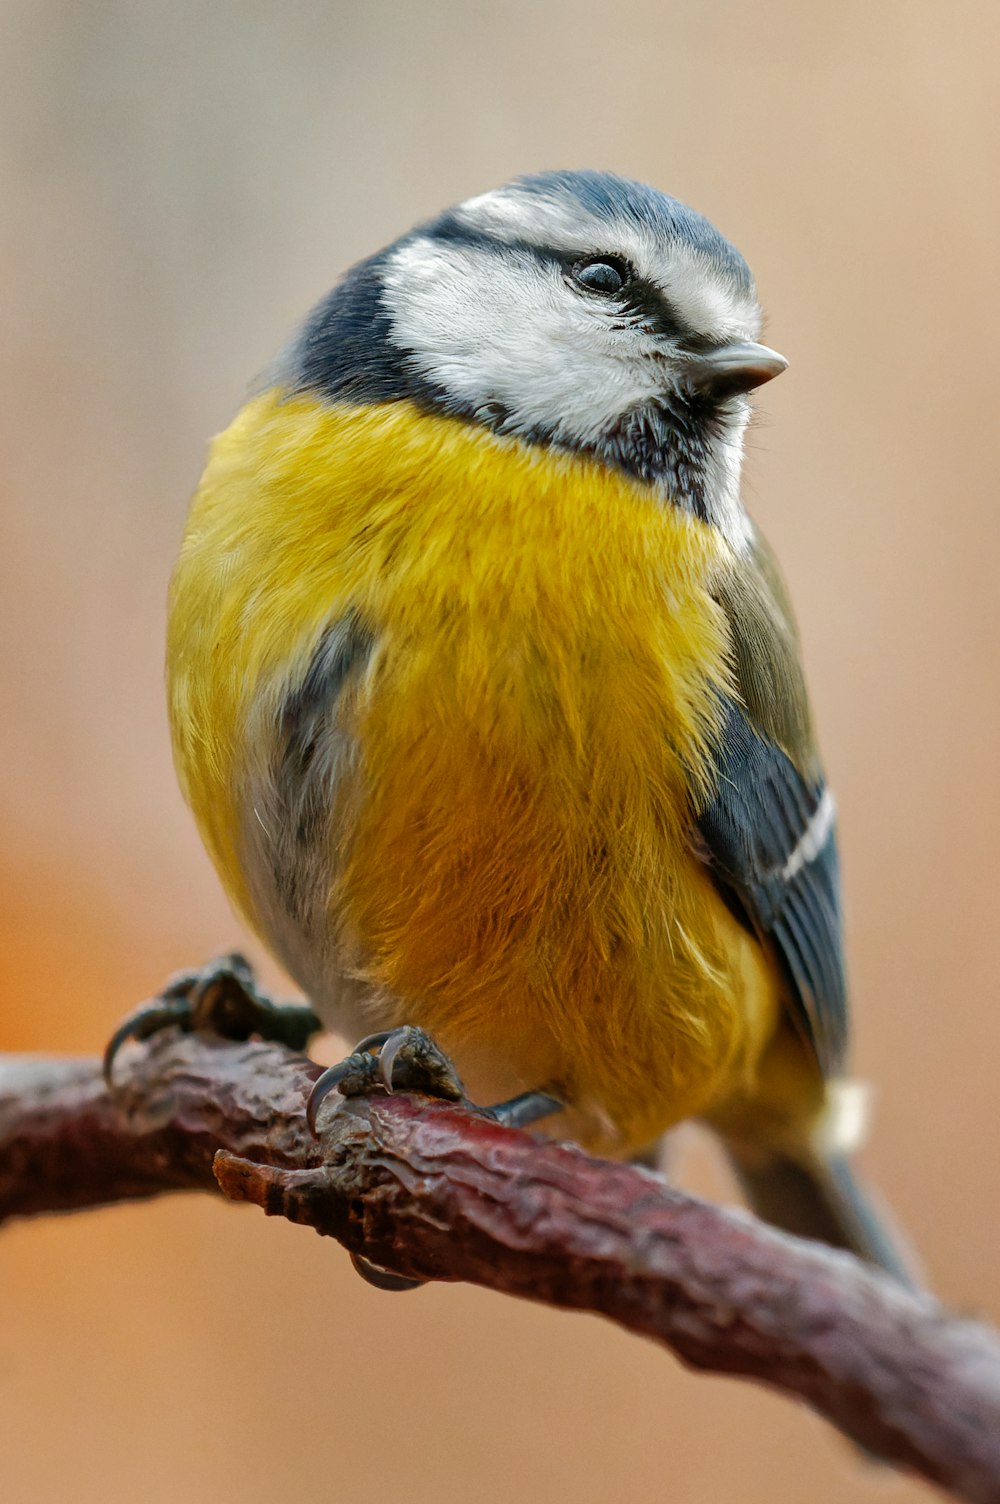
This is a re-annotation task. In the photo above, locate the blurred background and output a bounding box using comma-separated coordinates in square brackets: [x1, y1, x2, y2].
[2, 2, 997, 1500]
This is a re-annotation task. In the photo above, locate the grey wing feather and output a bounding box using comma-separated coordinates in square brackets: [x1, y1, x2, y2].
[696, 696, 848, 1076]
[700, 535, 850, 1078]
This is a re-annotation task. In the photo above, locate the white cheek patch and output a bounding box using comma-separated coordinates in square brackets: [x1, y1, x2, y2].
[456, 187, 761, 344]
[383, 236, 667, 447]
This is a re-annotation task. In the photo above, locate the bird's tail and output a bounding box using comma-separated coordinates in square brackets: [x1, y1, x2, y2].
[712, 1074, 919, 1286]
[723, 1142, 918, 1288]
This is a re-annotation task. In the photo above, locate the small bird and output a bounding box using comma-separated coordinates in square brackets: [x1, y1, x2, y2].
[161, 170, 911, 1281]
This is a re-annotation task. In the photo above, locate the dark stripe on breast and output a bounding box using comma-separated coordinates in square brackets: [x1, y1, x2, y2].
[279, 613, 374, 782]
[270, 613, 375, 922]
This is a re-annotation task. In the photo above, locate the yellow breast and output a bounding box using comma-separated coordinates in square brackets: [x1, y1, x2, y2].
[168, 390, 783, 1153]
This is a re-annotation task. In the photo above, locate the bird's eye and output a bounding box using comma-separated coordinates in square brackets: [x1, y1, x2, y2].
[571, 256, 632, 296]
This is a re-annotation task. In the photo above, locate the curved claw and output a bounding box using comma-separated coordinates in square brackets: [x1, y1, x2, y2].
[306, 1026, 466, 1136]
[351, 1030, 395, 1057]
[102, 998, 194, 1086]
[350, 1252, 424, 1293]
[306, 1060, 356, 1137]
[375, 1028, 411, 1093]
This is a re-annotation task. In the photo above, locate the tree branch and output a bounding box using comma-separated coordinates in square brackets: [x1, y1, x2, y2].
[1, 1031, 998, 1503]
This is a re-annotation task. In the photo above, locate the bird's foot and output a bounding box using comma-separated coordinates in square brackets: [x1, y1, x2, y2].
[307, 1025, 562, 1134]
[306, 1025, 465, 1133]
[103, 951, 322, 1085]
[307, 1025, 561, 1293]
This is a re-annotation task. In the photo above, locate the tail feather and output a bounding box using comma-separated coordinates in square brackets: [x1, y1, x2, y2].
[725, 1146, 918, 1289]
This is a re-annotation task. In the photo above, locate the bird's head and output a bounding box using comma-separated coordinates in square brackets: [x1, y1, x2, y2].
[283, 170, 786, 548]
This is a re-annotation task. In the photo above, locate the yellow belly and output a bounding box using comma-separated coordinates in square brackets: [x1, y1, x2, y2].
[168, 390, 786, 1155]
[332, 630, 782, 1153]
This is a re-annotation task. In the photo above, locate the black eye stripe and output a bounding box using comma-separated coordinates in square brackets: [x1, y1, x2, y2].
[401, 221, 707, 342]
[557, 251, 697, 341]
[611, 277, 694, 342]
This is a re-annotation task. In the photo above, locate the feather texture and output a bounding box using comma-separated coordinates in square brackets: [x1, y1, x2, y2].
[167, 390, 798, 1153]
[696, 697, 847, 1075]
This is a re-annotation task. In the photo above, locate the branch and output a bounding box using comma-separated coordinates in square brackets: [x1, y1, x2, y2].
[1, 1033, 998, 1503]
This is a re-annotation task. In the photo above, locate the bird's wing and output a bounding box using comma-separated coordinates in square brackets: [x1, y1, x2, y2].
[696, 529, 848, 1077]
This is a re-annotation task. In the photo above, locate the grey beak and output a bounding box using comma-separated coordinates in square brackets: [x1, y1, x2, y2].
[680, 341, 788, 400]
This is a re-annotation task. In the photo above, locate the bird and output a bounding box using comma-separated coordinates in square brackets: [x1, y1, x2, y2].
[157, 169, 912, 1283]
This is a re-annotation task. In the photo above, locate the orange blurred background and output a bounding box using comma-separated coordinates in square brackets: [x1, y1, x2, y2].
[2, 4, 998, 1501]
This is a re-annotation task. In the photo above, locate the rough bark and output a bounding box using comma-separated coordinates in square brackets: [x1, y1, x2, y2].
[1, 1032, 998, 1503]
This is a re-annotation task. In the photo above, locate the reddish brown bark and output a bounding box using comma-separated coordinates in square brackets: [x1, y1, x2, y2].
[1, 1031, 998, 1503]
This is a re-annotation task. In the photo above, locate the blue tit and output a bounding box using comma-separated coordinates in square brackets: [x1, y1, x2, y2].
[164, 170, 913, 1282]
